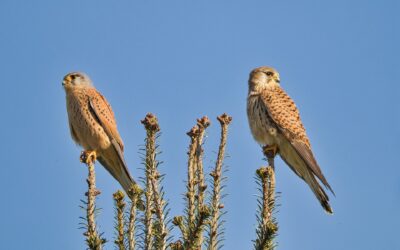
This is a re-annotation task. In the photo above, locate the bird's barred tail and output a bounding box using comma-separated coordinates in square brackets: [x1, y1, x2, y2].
[306, 172, 333, 214]
[97, 148, 136, 197]
[117, 167, 136, 196]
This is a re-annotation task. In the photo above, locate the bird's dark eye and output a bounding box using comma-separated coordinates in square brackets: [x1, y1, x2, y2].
[266, 72, 273, 76]
[70, 75, 76, 80]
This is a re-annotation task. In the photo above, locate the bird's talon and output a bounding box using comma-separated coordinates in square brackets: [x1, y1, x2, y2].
[80, 150, 97, 165]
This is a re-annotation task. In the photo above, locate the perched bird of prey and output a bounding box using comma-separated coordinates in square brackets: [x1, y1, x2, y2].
[63, 72, 136, 194]
[247, 66, 334, 213]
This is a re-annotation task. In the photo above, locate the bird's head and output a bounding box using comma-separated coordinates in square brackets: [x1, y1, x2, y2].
[248, 66, 280, 92]
[62, 72, 93, 90]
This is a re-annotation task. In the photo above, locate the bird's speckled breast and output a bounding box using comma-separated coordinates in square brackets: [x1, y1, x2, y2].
[66, 88, 111, 151]
[247, 93, 277, 146]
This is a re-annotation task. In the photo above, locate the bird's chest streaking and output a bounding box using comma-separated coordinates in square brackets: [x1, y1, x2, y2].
[66, 88, 111, 151]
[247, 94, 278, 146]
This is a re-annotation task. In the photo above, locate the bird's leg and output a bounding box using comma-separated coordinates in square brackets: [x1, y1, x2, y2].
[80, 150, 97, 165]
[262, 144, 278, 158]
[262, 145, 278, 170]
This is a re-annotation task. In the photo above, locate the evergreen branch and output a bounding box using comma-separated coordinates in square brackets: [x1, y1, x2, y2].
[113, 190, 126, 250]
[141, 113, 169, 250]
[254, 166, 278, 250]
[208, 114, 232, 250]
[194, 116, 210, 247]
[190, 205, 211, 249]
[127, 184, 142, 250]
[141, 113, 160, 250]
[195, 116, 210, 211]
[186, 126, 199, 236]
[172, 216, 187, 241]
[150, 155, 168, 249]
[80, 151, 106, 250]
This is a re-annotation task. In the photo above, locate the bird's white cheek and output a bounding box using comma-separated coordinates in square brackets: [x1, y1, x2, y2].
[266, 80, 280, 89]
[251, 80, 267, 92]
[63, 85, 74, 92]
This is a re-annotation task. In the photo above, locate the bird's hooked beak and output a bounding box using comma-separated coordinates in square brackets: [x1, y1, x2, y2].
[274, 73, 281, 83]
[273, 75, 280, 84]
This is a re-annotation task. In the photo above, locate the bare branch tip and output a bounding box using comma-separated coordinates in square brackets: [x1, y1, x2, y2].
[197, 116, 211, 129]
[256, 166, 274, 179]
[186, 125, 200, 138]
[113, 190, 125, 202]
[217, 113, 232, 126]
[127, 183, 143, 198]
[172, 216, 184, 226]
[141, 112, 160, 132]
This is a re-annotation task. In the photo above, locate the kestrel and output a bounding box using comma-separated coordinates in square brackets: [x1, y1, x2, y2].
[63, 72, 136, 194]
[247, 66, 334, 213]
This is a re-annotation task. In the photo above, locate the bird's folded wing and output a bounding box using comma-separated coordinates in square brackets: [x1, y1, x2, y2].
[260, 88, 334, 194]
[87, 89, 124, 151]
[87, 90, 133, 184]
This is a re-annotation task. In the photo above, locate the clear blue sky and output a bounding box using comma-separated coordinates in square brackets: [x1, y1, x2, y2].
[0, 0, 399, 249]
